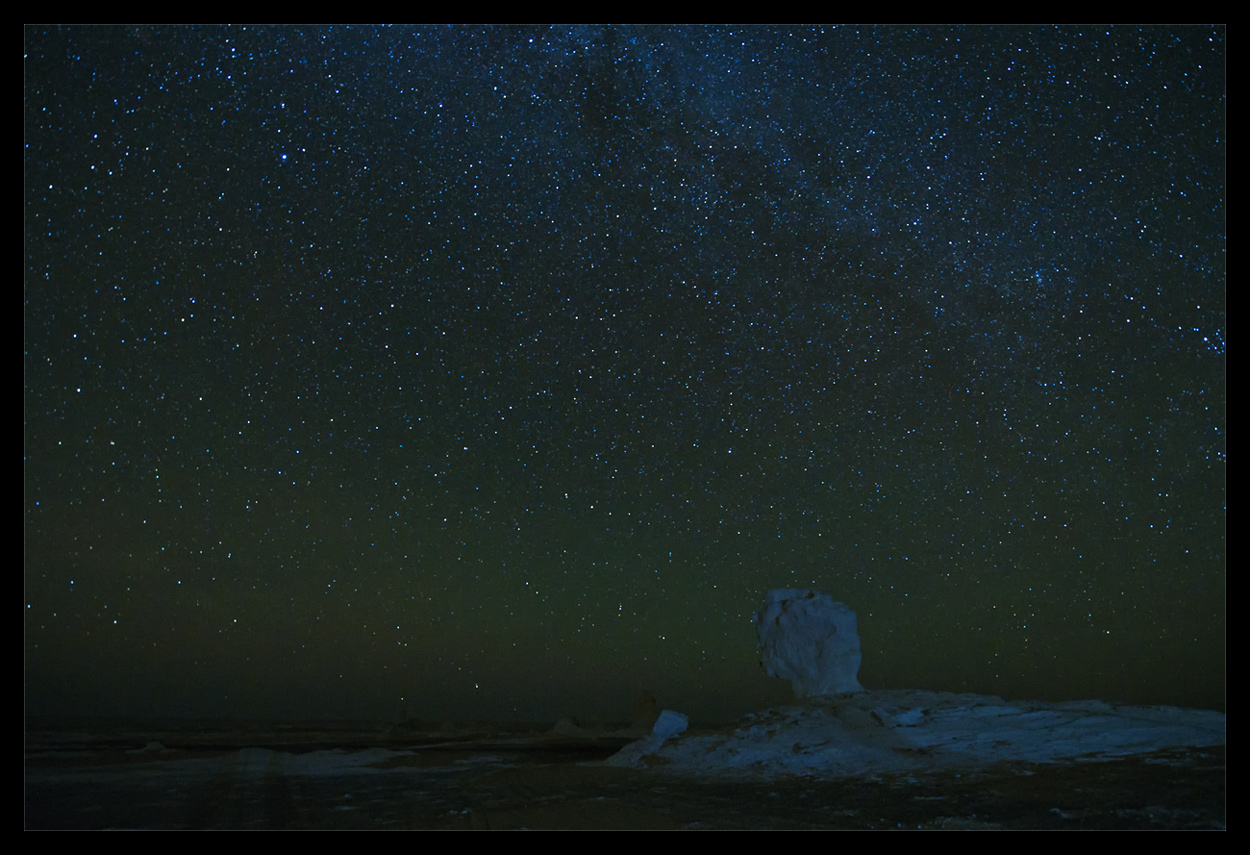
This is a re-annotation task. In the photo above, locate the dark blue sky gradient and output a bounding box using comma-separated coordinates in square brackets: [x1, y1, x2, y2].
[24, 26, 1225, 722]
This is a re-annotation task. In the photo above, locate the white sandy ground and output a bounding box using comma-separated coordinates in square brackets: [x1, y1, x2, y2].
[603, 690, 1227, 779]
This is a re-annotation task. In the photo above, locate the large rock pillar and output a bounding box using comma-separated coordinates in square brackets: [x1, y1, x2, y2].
[755, 589, 863, 697]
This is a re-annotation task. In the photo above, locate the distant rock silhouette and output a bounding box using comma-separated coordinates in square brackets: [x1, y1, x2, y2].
[633, 690, 660, 730]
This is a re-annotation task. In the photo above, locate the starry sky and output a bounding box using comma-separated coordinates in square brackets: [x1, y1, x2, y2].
[24, 26, 1225, 724]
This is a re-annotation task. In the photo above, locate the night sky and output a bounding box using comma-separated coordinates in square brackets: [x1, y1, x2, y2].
[24, 26, 1225, 724]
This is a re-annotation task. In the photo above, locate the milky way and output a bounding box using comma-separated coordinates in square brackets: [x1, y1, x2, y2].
[25, 26, 1224, 722]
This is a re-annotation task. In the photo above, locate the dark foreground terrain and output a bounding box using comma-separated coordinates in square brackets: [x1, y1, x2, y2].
[25, 722, 1225, 829]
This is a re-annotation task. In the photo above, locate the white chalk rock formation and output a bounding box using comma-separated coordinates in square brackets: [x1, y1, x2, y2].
[605, 709, 689, 766]
[651, 709, 689, 739]
[755, 588, 863, 697]
[605, 689, 1227, 779]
